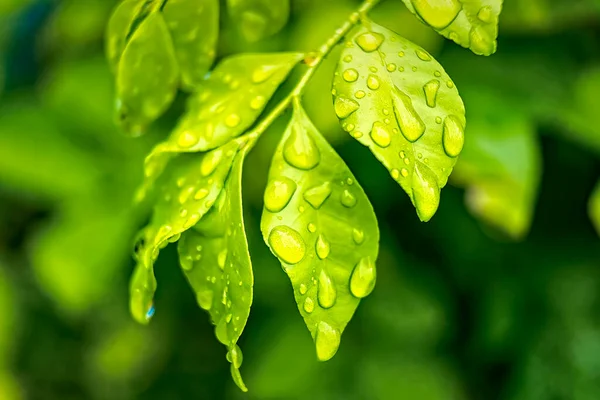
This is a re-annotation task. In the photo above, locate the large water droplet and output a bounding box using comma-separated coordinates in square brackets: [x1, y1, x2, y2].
[299, 283, 308, 295]
[317, 270, 337, 309]
[350, 257, 376, 298]
[177, 131, 198, 148]
[268, 226, 306, 264]
[411, 0, 461, 29]
[392, 88, 425, 142]
[370, 121, 392, 148]
[334, 96, 360, 119]
[226, 344, 243, 369]
[225, 113, 241, 128]
[423, 79, 440, 108]
[304, 297, 315, 313]
[442, 115, 465, 157]
[342, 68, 359, 82]
[196, 289, 213, 310]
[355, 32, 384, 52]
[303, 182, 332, 209]
[341, 189, 357, 208]
[283, 125, 320, 170]
[469, 25, 495, 55]
[200, 149, 223, 176]
[316, 234, 331, 259]
[315, 321, 340, 361]
[412, 163, 440, 222]
[250, 95, 266, 110]
[367, 74, 380, 90]
[264, 177, 297, 212]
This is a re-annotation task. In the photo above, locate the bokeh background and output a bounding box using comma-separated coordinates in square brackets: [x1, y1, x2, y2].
[1, 0, 600, 399]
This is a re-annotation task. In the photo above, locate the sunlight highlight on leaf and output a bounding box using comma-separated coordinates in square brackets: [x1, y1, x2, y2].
[227, 0, 290, 42]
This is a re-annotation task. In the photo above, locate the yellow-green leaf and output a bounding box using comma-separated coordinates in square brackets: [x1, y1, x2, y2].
[589, 180, 600, 237]
[333, 21, 466, 221]
[178, 145, 253, 392]
[116, 11, 179, 136]
[162, 0, 219, 89]
[401, 0, 502, 55]
[130, 140, 241, 324]
[261, 102, 379, 361]
[105, 0, 145, 73]
[226, 0, 290, 42]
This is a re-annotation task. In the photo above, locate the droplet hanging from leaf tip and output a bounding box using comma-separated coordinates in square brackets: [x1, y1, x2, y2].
[315, 321, 341, 361]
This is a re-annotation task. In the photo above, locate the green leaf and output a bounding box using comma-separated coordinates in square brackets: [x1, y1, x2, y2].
[142, 52, 303, 190]
[116, 11, 179, 136]
[162, 0, 219, 90]
[226, 0, 290, 42]
[332, 21, 466, 221]
[589, 180, 600, 237]
[129, 140, 241, 324]
[400, 0, 502, 55]
[105, 0, 145, 73]
[451, 88, 541, 240]
[261, 101, 379, 361]
[177, 145, 253, 392]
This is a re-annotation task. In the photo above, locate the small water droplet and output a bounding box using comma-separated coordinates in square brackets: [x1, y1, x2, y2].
[316, 234, 331, 259]
[342, 68, 359, 82]
[446, 80, 454, 88]
[268, 226, 306, 264]
[350, 257, 376, 298]
[442, 115, 465, 157]
[415, 49, 432, 61]
[303, 182, 332, 209]
[401, 168, 409, 177]
[343, 55, 353, 63]
[392, 88, 425, 142]
[200, 149, 223, 176]
[299, 283, 308, 295]
[369, 66, 378, 73]
[315, 321, 340, 361]
[412, 0, 461, 29]
[367, 75, 380, 90]
[194, 188, 209, 200]
[177, 131, 198, 148]
[434, 70, 442, 77]
[225, 114, 241, 128]
[334, 96, 360, 119]
[317, 270, 337, 309]
[355, 32, 384, 52]
[352, 228, 364, 244]
[341, 189, 357, 208]
[264, 177, 297, 212]
[303, 297, 315, 313]
[225, 313, 233, 323]
[250, 95, 266, 110]
[391, 169, 400, 180]
[370, 121, 392, 148]
[386, 63, 397, 72]
[179, 186, 194, 204]
[435, 116, 442, 124]
[423, 79, 440, 108]
[398, 51, 405, 57]
[355, 90, 366, 99]
[412, 163, 440, 222]
[283, 125, 321, 170]
[307, 222, 317, 233]
[217, 249, 228, 270]
[252, 64, 276, 83]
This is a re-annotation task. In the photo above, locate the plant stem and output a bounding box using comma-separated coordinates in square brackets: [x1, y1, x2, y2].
[243, 0, 380, 148]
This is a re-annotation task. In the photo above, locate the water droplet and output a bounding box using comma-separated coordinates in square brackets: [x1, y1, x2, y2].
[316, 234, 331, 259]
[355, 90, 366, 99]
[342, 68, 359, 82]
[398, 51, 405, 57]
[392, 88, 425, 142]
[355, 32, 384, 52]
[299, 283, 308, 295]
[399, 151, 406, 159]
[215, 315, 229, 345]
[307, 222, 317, 233]
[352, 228, 364, 244]
[435, 116, 442, 124]
[401, 168, 409, 177]
[179, 186, 194, 204]
[352, 131, 364, 139]
[434, 70, 442, 77]
[315, 321, 340, 361]
[194, 188, 209, 200]
[469, 25, 495, 55]
[250, 95, 266, 110]
[369, 66, 378, 73]
[184, 213, 200, 229]
[225, 313, 233, 323]
[303, 297, 315, 313]
[370, 121, 392, 147]
[341, 189, 357, 208]
[416, 49, 432, 61]
[350, 257, 376, 298]
[334, 96, 360, 119]
[145, 303, 155, 321]
[196, 289, 213, 310]
[391, 169, 400, 180]
[343, 123, 355, 132]
[343, 55, 353, 63]
[252, 64, 276, 83]
[217, 249, 228, 270]
[200, 149, 223, 176]
[446, 80, 454, 88]
[304, 182, 332, 209]
[177, 131, 198, 148]
[477, 6, 494, 23]
[225, 114, 241, 128]
[264, 177, 297, 212]
[423, 79, 440, 108]
[442, 115, 465, 157]
[386, 63, 397, 72]
[412, 163, 440, 222]
[283, 125, 321, 170]
[412, 0, 461, 29]
[226, 344, 243, 369]
[268, 226, 306, 264]
[367, 75, 380, 90]
[317, 270, 337, 309]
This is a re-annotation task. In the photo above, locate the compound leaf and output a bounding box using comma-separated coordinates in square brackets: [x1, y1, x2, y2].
[163, 0, 219, 89]
[142, 52, 303, 188]
[116, 11, 179, 136]
[105, 0, 145, 73]
[178, 145, 253, 392]
[401, 0, 502, 55]
[451, 89, 541, 240]
[589, 180, 600, 237]
[261, 101, 379, 361]
[226, 0, 290, 42]
[130, 140, 241, 324]
[332, 21, 466, 222]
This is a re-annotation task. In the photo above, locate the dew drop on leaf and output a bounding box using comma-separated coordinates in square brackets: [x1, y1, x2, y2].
[268, 226, 306, 265]
[423, 79, 441, 108]
[283, 126, 321, 170]
[366, 74, 380, 90]
[264, 177, 297, 212]
[392, 88, 425, 142]
[411, 0, 461, 29]
[342, 68, 359, 82]
[352, 228, 364, 245]
[355, 32, 384, 52]
[303, 182, 332, 209]
[340, 189, 357, 208]
[315, 321, 340, 361]
[196, 289, 213, 310]
[333, 96, 360, 119]
[315, 234, 330, 260]
[349, 257, 376, 298]
[412, 163, 440, 222]
[370, 121, 392, 148]
[317, 270, 336, 309]
[442, 115, 465, 157]
[304, 297, 315, 313]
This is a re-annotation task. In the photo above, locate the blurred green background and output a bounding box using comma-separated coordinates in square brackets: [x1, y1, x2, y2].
[1, 0, 600, 399]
